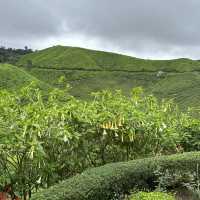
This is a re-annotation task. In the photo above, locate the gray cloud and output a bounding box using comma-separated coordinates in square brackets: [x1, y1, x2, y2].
[0, 0, 62, 39]
[1, 0, 200, 59]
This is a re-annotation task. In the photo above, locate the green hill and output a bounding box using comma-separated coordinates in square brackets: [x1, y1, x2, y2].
[16, 45, 200, 108]
[0, 63, 49, 91]
[18, 45, 200, 72]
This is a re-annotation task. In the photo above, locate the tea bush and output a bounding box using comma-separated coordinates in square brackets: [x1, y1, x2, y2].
[31, 152, 200, 200]
[129, 192, 175, 200]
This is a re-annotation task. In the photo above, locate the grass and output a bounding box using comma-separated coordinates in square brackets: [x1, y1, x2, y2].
[0, 63, 50, 91]
[17, 45, 200, 72]
[13, 45, 200, 108]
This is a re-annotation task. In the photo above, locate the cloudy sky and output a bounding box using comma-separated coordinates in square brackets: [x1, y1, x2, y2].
[1, 0, 200, 59]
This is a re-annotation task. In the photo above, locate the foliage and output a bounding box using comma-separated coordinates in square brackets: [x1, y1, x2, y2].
[154, 164, 200, 199]
[0, 83, 78, 198]
[0, 46, 32, 64]
[0, 83, 199, 199]
[128, 192, 175, 200]
[80, 88, 186, 162]
[181, 114, 200, 151]
[31, 152, 200, 200]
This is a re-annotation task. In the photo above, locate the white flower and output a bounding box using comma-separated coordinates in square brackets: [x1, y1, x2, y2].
[63, 135, 68, 142]
[103, 129, 107, 135]
[36, 177, 41, 184]
[159, 128, 163, 132]
[162, 123, 167, 129]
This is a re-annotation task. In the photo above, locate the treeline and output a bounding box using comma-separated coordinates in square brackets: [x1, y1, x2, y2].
[0, 46, 33, 64]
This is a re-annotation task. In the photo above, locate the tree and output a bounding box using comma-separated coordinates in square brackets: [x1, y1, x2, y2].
[0, 83, 79, 199]
[0, 45, 33, 64]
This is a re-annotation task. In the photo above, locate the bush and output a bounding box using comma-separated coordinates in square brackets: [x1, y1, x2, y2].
[129, 192, 175, 200]
[1, 85, 191, 198]
[31, 152, 200, 200]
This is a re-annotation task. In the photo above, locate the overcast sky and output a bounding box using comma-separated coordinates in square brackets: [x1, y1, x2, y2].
[1, 0, 200, 59]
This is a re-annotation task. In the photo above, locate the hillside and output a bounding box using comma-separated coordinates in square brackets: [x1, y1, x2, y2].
[18, 45, 200, 72]
[0, 63, 49, 91]
[17, 45, 200, 108]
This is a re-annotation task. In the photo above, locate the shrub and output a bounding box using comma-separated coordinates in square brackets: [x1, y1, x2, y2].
[31, 152, 200, 200]
[1, 85, 190, 198]
[129, 192, 175, 200]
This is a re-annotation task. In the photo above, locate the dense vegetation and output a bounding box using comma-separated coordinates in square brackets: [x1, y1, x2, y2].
[31, 152, 200, 200]
[0, 82, 200, 199]
[128, 192, 175, 200]
[0, 46, 32, 64]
